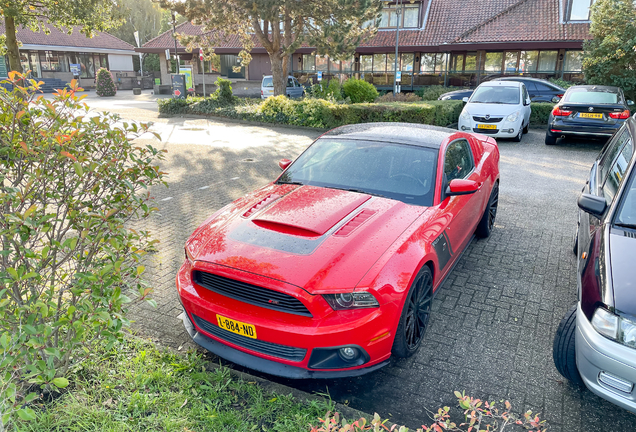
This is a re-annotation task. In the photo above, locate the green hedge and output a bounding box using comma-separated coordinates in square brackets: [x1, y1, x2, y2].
[158, 95, 463, 129]
[530, 102, 555, 125]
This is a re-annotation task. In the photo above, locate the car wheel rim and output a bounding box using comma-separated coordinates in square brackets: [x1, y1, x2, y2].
[488, 185, 499, 230]
[404, 271, 432, 350]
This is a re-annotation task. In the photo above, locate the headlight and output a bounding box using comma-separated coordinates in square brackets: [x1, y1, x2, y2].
[592, 307, 636, 349]
[323, 292, 379, 310]
[506, 110, 520, 123]
[460, 110, 471, 121]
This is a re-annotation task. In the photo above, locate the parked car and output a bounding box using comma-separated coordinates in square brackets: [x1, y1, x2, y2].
[177, 123, 500, 378]
[261, 75, 305, 99]
[553, 117, 636, 413]
[458, 80, 532, 142]
[545, 85, 633, 145]
[438, 77, 565, 103]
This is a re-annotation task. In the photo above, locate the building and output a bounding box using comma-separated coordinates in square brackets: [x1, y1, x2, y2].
[0, 23, 136, 89]
[138, 0, 592, 91]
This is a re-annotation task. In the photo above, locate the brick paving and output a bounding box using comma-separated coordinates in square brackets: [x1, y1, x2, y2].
[120, 110, 636, 431]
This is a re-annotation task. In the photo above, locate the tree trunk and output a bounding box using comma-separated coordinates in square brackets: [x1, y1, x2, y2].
[270, 53, 286, 96]
[4, 15, 22, 73]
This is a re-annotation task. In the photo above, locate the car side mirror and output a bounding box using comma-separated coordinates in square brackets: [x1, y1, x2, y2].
[462, 97, 469, 103]
[445, 179, 480, 197]
[278, 159, 292, 171]
[552, 96, 561, 103]
[628, 100, 635, 106]
[525, 98, 531, 106]
[578, 193, 607, 217]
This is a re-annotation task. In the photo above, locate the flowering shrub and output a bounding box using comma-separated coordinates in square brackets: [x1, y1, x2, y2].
[95, 67, 116, 97]
[0, 72, 166, 429]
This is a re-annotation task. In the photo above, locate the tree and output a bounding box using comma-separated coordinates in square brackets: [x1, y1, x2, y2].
[1, 1, 123, 74]
[96, 67, 117, 96]
[159, 0, 383, 96]
[583, 0, 636, 100]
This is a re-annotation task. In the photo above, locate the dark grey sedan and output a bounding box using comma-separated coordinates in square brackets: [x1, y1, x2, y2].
[553, 117, 636, 413]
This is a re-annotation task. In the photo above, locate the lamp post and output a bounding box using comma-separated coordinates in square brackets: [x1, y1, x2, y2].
[172, 10, 180, 73]
[393, 0, 402, 95]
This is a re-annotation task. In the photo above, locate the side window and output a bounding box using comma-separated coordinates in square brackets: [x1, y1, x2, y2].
[523, 81, 537, 92]
[294, 78, 301, 87]
[444, 139, 475, 182]
[602, 137, 633, 204]
[522, 85, 529, 102]
[287, 78, 294, 87]
[599, 129, 631, 183]
[535, 83, 553, 92]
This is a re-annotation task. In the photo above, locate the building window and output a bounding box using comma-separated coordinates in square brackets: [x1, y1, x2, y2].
[564, 51, 583, 72]
[519, 51, 539, 73]
[340, 57, 354, 72]
[198, 57, 220, 73]
[401, 53, 414, 71]
[449, 53, 463, 72]
[373, 54, 387, 72]
[302, 54, 315, 71]
[360, 55, 373, 72]
[419, 53, 447, 73]
[569, 0, 595, 21]
[464, 52, 477, 72]
[537, 50, 557, 72]
[504, 51, 519, 73]
[379, 3, 420, 28]
[484, 52, 503, 73]
[315, 55, 328, 72]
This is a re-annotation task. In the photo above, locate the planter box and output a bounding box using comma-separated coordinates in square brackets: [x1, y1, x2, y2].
[133, 88, 141, 95]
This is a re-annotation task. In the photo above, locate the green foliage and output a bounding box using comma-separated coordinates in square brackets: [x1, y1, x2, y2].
[376, 92, 422, 103]
[307, 79, 344, 101]
[342, 79, 379, 103]
[95, 67, 117, 97]
[548, 78, 579, 89]
[213, 77, 234, 104]
[0, 72, 166, 429]
[416, 86, 463, 101]
[583, 0, 636, 100]
[108, 0, 163, 47]
[530, 103, 556, 125]
[16, 337, 333, 431]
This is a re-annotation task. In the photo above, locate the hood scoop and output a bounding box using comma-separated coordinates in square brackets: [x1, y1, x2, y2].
[242, 194, 281, 218]
[252, 186, 372, 236]
[334, 209, 377, 237]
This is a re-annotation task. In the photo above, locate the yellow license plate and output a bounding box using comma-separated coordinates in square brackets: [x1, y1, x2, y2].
[579, 113, 603, 119]
[217, 315, 257, 339]
[477, 124, 497, 129]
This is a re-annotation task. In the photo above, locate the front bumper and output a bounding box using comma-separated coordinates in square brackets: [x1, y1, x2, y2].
[176, 260, 394, 379]
[576, 303, 636, 413]
[458, 118, 522, 138]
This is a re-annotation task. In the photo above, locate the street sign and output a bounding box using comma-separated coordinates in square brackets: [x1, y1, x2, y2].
[199, 49, 204, 61]
[317, 71, 323, 81]
[70, 64, 81, 76]
[396, 71, 402, 82]
[165, 49, 171, 61]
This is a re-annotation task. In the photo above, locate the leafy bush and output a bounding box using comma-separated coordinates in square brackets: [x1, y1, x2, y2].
[95, 67, 116, 97]
[342, 79, 378, 103]
[416, 85, 463, 101]
[548, 78, 579, 89]
[530, 102, 555, 125]
[213, 77, 234, 104]
[0, 73, 166, 428]
[307, 78, 344, 101]
[375, 92, 422, 103]
[158, 97, 191, 114]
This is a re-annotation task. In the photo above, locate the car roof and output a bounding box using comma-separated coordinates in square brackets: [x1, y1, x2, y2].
[478, 80, 523, 88]
[262, 75, 294, 79]
[321, 123, 455, 149]
[496, 76, 553, 84]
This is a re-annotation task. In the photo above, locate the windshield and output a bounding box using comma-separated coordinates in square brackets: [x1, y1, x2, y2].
[564, 88, 619, 104]
[470, 86, 520, 104]
[614, 162, 636, 228]
[278, 139, 438, 206]
[262, 77, 273, 88]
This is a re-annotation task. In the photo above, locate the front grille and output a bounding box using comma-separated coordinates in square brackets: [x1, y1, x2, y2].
[192, 313, 307, 362]
[473, 128, 499, 134]
[193, 271, 312, 317]
[473, 116, 503, 123]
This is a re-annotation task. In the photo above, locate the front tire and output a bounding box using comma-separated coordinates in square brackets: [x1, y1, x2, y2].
[475, 181, 499, 238]
[512, 127, 523, 142]
[553, 305, 584, 386]
[523, 123, 529, 134]
[392, 266, 433, 358]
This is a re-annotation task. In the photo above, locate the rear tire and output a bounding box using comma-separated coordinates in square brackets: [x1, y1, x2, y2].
[475, 181, 499, 239]
[392, 266, 433, 358]
[545, 132, 557, 145]
[553, 305, 585, 386]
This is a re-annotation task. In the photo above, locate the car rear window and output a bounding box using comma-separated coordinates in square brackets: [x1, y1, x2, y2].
[564, 88, 619, 104]
[262, 77, 273, 88]
[470, 85, 520, 104]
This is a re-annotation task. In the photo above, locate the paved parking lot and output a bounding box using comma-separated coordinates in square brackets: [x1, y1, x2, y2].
[123, 113, 636, 431]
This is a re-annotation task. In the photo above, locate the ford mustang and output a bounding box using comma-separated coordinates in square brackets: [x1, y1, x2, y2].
[177, 123, 500, 378]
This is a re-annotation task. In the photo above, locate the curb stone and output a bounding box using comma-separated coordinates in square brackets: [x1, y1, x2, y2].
[127, 333, 390, 429]
[158, 112, 330, 133]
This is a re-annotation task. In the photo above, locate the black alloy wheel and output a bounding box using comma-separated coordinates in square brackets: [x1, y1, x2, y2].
[475, 181, 499, 238]
[392, 266, 433, 358]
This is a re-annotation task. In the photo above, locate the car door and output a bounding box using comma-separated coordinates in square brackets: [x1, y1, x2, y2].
[438, 139, 484, 261]
[521, 84, 532, 125]
[523, 81, 538, 101]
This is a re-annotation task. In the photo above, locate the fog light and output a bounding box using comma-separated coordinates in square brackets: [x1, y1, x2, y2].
[339, 347, 358, 361]
[508, 128, 515, 133]
[461, 125, 469, 131]
[599, 371, 634, 394]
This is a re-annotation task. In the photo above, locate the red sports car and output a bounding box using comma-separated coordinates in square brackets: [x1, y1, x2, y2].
[177, 123, 500, 378]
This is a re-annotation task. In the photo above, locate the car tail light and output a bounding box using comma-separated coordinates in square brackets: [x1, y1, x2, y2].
[609, 110, 630, 119]
[261, 90, 263, 95]
[552, 107, 572, 116]
[556, 94, 564, 99]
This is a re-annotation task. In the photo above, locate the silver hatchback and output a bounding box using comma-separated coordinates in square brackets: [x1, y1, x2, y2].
[261, 75, 305, 99]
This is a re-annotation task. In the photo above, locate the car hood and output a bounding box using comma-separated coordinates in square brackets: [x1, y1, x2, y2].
[465, 103, 521, 117]
[609, 228, 636, 316]
[186, 183, 429, 294]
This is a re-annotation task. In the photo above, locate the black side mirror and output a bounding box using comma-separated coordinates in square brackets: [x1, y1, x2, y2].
[578, 193, 607, 217]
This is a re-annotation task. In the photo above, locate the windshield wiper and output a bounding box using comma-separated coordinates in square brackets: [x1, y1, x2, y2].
[330, 186, 388, 198]
[276, 180, 304, 186]
[615, 222, 636, 230]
